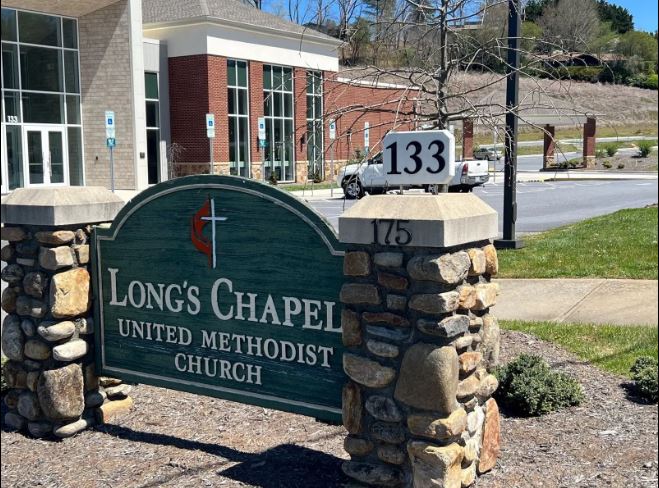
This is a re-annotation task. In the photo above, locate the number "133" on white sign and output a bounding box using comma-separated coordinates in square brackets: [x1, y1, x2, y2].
[382, 130, 455, 185]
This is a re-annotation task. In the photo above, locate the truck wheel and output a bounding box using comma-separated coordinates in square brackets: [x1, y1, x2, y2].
[343, 179, 364, 199]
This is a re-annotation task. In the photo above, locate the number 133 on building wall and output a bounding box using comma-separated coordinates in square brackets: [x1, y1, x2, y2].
[382, 130, 455, 185]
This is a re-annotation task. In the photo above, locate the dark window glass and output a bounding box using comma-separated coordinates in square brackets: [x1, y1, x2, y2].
[2, 43, 19, 89]
[228, 89, 235, 115]
[23, 92, 64, 123]
[147, 129, 160, 184]
[4, 91, 20, 122]
[49, 131, 64, 183]
[1, 8, 17, 42]
[228, 59, 236, 86]
[283, 68, 292, 91]
[64, 50, 79, 93]
[306, 95, 313, 119]
[5, 125, 23, 189]
[229, 118, 237, 172]
[263, 66, 271, 90]
[18, 11, 61, 46]
[145, 72, 158, 99]
[67, 127, 83, 186]
[273, 67, 282, 90]
[284, 93, 292, 118]
[20, 45, 63, 92]
[62, 18, 77, 49]
[27, 130, 43, 184]
[274, 92, 282, 117]
[239, 118, 249, 164]
[238, 90, 247, 115]
[146, 101, 159, 128]
[264, 93, 272, 116]
[66, 95, 80, 124]
[237, 61, 247, 87]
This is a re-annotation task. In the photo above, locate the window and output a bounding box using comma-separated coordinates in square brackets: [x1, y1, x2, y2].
[227, 60, 250, 177]
[1, 8, 83, 189]
[263, 65, 294, 182]
[144, 72, 160, 185]
[306, 71, 323, 180]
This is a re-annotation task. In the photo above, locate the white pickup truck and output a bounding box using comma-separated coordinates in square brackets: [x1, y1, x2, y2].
[336, 152, 489, 199]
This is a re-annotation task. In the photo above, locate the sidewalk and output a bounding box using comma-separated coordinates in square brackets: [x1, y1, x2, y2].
[491, 278, 658, 327]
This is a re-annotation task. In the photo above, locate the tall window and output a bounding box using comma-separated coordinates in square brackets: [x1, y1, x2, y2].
[145, 72, 160, 184]
[306, 71, 323, 180]
[227, 59, 250, 177]
[263, 65, 294, 182]
[1, 8, 83, 189]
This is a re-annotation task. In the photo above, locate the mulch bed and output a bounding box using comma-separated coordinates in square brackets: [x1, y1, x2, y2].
[2, 330, 658, 488]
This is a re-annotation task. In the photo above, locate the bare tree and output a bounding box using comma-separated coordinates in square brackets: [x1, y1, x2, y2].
[538, 0, 600, 53]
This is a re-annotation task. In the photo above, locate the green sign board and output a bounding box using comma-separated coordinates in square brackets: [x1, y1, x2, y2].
[92, 176, 346, 423]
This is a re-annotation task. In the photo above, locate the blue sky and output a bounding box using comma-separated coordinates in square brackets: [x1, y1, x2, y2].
[612, 0, 657, 32]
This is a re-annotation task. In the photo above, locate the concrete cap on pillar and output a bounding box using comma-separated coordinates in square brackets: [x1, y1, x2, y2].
[1, 187, 125, 226]
[339, 194, 498, 248]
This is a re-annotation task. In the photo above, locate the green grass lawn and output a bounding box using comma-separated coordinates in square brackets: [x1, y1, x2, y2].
[498, 207, 658, 279]
[502, 320, 658, 377]
[279, 182, 337, 192]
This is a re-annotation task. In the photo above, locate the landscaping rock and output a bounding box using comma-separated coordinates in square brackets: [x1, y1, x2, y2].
[53, 416, 95, 438]
[38, 321, 76, 342]
[377, 445, 406, 465]
[95, 397, 134, 424]
[362, 312, 409, 328]
[1, 244, 15, 262]
[4, 412, 26, 431]
[459, 352, 483, 375]
[452, 335, 473, 351]
[1, 226, 26, 242]
[370, 422, 405, 444]
[26, 371, 40, 392]
[50, 268, 91, 318]
[27, 421, 52, 438]
[345, 436, 374, 456]
[37, 364, 85, 421]
[340, 284, 381, 305]
[366, 325, 410, 342]
[2, 315, 24, 361]
[467, 248, 487, 276]
[36, 230, 76, 246]
[365, 395, 403, 423]
[481, 315, 501, 369]
[16, 296, 47, 318]
[105, 384, 132, 399]
[472, 283, 499, 311]
[344, 251, 371, 276]
[408, 409, 468, 441]
[342, 461, 402, 486]
[76, 316, 94, 335]
[483, 244, 498, 276]
[418, 314, 470, 338]
[53, 339, 89, 362]
[39, 246, 74, 270]
[16, 239, 39, 257]
[1, 287, 18, 313]
[1, 263, 24, 286]
[407, 252, 471, 284]
[462, 463, 477, 488]
[344, 353, 396, 388]
[458, 285, 477, 310]
[17, 391, 42, 421]
[3, 361, 27, 389]
[378, 272, 409, 291]
[478, 399, 501, 474]
[24, 340, 51, 360]
[4, 389, 21, 409]
[374, 252, 404, 268]
[477, 375, 499, 400]
[394, 344, 459, 414]
[23, 272, 48, 298]
[343, 382, 363, 434]
[411, 291, 459, 315]
[457, 374, 481, 400]
[386, 294, 407, 312]
[408, 442, 464, 488]
[85, 389, 107, 408]
[73, 245, 90, 265]
[366, 340, 400, 358]
[342, 309, 362, 347]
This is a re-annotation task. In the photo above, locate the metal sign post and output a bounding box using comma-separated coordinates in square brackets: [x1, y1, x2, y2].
[206, 114, 215, 175]
[329, 119, 336, 197]
[258, 116, 266, 181]
[105, 111, 116, 192]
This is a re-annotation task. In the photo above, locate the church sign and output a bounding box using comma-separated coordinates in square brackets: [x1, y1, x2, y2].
[92, 176, 346, 423]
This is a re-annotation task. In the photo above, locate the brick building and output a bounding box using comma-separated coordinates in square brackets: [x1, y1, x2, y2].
[1, 0, 418, 192]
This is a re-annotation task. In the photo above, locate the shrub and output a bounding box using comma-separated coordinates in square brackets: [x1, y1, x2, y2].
[617, 163, 626, 169]
[567, 158, 582, 168]
[494, 354, 584, 417]
[601, 143, 620, 157]
[630, 357, 658, 403]
[637, 140, 654, 158]
[602, 160, 613, 169]
[1, 356, 7, 394]
[596, 149, 606, 158]
[268, 173, 278, 186]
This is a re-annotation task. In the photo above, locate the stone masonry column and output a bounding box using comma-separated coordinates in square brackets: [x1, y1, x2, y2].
[338, 194, 502, 487]
[462, 119, 474, 161]
[583, 117, 597, 168]
[543, 125, 556, 169]
[1, 187, 132, 438]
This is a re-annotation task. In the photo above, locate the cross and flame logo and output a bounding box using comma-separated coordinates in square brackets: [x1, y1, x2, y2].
[191, 196, 227, 269]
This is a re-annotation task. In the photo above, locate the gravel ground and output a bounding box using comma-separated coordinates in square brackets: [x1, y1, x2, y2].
[2, 330, 657, 488]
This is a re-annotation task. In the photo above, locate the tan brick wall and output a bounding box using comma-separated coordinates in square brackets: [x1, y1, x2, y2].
[79, 0, 136, 190]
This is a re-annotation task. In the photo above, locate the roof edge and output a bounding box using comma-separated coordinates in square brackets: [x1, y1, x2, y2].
[143, 15, 344, 47]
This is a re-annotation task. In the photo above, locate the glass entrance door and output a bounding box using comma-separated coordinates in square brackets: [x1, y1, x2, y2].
[22, 127, 67, 186]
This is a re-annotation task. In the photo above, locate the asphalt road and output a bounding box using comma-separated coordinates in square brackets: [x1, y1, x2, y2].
[308, 179, 658, 234]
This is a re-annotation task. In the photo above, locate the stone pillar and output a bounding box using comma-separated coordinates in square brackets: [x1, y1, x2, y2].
[462, 119, 474, 161]
[338, 194, 502, 488]
[1, 187, 133, 438]
[543, 125, 556, 169]
[583, 117, 597, 168]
